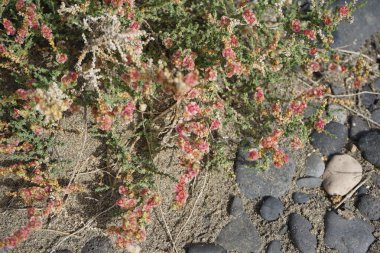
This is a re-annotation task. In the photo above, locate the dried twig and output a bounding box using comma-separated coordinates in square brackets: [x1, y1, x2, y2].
[173, 172, 209, 247]
[334, 175, 371, 209]
[333, 48, 375, 62]
[49, 205, 115, 253]
[340, 104, 380, 128]
[325, 91, 380, 98]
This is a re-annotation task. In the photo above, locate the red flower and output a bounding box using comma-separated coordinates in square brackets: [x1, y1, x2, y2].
[291, 19, 301, 33]
[323, 15, 333, 26]
[339, 5, 349, 16]
[247, 148, 261, 161]
[0, 43, 6, 54]
[309, 47, 317, 55]
[303, 29, 316, 40]
[288, 101, 307, 115]
[122, 101, 136, 119]
[242, 9, 257, 25]
[197, 140, 210, 153]
[16, 0, 25, 11]
[230, 34, 239, 47]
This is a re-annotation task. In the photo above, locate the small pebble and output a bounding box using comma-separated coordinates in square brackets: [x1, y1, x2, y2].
[260, 196, 284, 221]
[305, 153, 325, 178]
[266, 240, 281, 253]
[292, 192, 310, 204]
[296, 177, 323, 188]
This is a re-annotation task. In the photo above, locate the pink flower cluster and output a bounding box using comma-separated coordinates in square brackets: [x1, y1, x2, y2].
[109, 186, 160, 248]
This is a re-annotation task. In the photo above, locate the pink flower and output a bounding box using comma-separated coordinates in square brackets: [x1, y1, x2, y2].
[182, 53, 195, 71]
[205, 67, 217, 81]
[314, 118, 325, 132]
[273, 149, 289, 168]
[242, 9, 257, 25]
[254, 87, 265, 103]
[97, 114, 113, 131]
[339, 5, 349, 16]
[309, 61, 320, 72]
[230, 34, 239, 47]
[288, 101, 307, 115]
[226, 61, 242, 77]
[222, 47, 236, 60]
[185, 102, 200, 117]
[129, 21, 140, 30]
[247, 148, 261, 161]
[291, 19, 301, 33]
[163, 37, 173, 48]
[122, 101, 136, 119]
[291, 136, 303, 150]
[3, 19, 16, 36]
[220, 16, 231, 27]
[0, 43, 6, 54]
[16, 0, 25, 11]
[56, 53, 68, 64]
[41, 24, 53, 40]
[184, 72, 198, 87]
[210, 119, 221, 130]
[197, 139, 210, 153]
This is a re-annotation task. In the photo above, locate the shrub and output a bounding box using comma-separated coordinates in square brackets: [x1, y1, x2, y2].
[0, 0, 369, 251]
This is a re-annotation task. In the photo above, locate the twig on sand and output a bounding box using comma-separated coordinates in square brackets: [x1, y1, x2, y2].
[173, 172, 209, 249]
[157, 203, 179, 253]
[340, 104, 380, 128]
[49, 205, 115, 253]
[325, 91, 380, 98]
[40, 229, 80, 238]
[334, 175, 371, 209]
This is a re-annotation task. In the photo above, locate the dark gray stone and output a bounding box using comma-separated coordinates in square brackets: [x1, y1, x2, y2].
[266, 240, 281, 253]
[349, 116, 370, 141]
[187, 243, 227, 253]
[372, 173, 380, 188]
[288, 213, 317, 253]
[375, 78, 380, 91]
[328, 104, 348, 124]
[310, 121, 348, 157]
[356, 185, 368, 196]
[296, 177, 323, 188]
[324, 211, 375, 253]
[332, 0, 380, 51]
[371, 109, 380, 124]
[329, 84, 345, 95]
[81, 236, 113, 253]
[229, 197, 244, 217]
[360, 84, 378, 110]
[216, 214, 262, 253]
[260, 196, 284, 221]
[358, 130, 380, 168]
[235, 139, 295, 199]
[292, 192, 310, 204]
[305, 153, 325, 178]
[356, 195, 380, 220]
